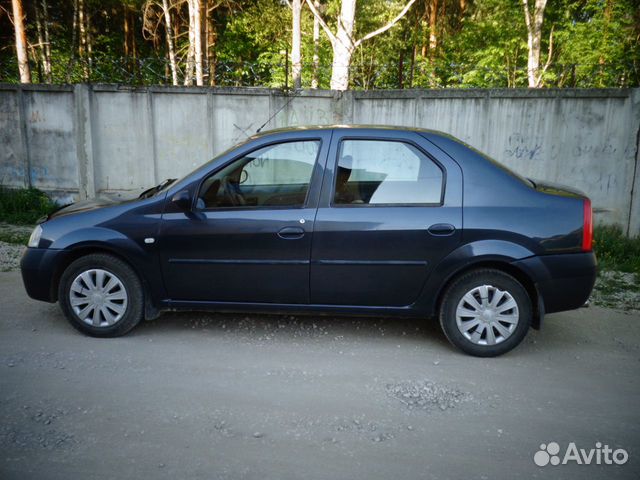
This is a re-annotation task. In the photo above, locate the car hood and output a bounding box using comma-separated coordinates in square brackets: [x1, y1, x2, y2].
[530, 179, 587, 199]
[47, 193, 139, 220]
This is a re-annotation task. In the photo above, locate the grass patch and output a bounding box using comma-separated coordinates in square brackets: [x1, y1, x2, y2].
[0, 230, 30, 245]
[591, 226, 640, 310]
[593, 225, 640, 275]
[0, 186, 58, 225]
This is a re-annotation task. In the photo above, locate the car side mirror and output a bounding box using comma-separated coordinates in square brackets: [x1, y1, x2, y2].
[171, 190, 192, 210]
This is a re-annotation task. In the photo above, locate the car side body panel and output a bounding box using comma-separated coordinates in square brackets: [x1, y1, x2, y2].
[20, 125, 596, 326]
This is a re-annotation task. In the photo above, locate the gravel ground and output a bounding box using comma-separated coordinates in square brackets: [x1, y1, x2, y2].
[0, 242, 25, 272]
[0, 270, 639, 480]
[592, 271, 640, 312]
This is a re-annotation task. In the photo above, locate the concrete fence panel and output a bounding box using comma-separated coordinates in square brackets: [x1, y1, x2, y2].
[0, 84, 638, 235]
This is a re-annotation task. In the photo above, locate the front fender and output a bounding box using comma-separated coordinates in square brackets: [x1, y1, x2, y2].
[47, 227, 166, 309]
[49, 226, 144, 253]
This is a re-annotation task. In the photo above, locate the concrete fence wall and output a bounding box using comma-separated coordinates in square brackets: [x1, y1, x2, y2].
[1, 84, 639, 235]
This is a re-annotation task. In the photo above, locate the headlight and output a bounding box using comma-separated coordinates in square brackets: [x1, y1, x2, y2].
[28, 225, 43, 248]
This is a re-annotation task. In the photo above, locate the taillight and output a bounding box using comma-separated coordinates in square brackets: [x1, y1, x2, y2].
[582, 198, 593, 252]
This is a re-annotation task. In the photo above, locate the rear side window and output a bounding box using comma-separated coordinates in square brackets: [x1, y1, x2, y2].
[333, 140, 443, 205]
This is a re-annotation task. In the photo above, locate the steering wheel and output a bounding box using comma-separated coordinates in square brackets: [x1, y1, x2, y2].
[220, 176, 246, 206]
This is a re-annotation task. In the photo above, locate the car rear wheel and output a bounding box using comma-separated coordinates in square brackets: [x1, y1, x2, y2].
[439, 268, 531, 357]
[58, 253, 143, 337]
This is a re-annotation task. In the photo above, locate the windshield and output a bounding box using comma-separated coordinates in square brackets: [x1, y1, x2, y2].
[166, 138, 255, 191]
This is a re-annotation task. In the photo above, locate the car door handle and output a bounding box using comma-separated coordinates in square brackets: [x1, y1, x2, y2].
[277, 227, 305, 240]
[427, 223, 456, 236]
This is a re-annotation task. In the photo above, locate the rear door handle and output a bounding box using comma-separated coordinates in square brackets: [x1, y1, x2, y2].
[427, 223, 456, 236]
[277, 226, 305, 240]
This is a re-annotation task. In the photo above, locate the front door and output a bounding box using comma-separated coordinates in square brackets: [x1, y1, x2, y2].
[310, 130, 463, 307]
[159, 134, 329, 304]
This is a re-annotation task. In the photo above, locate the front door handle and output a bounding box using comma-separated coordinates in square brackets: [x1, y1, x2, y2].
[277, 226, 305, 240]
[427, 223, 456, 236]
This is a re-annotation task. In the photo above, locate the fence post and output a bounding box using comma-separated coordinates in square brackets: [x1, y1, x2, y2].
[147, 89, 159, 185]
[16, 86, 32, 188]
[74, 84, 96, 199]
[629, 90, 640, 237]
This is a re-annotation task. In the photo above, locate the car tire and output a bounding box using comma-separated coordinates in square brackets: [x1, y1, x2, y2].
[58, 253, 144, 337]
[439, 268, 531, 357]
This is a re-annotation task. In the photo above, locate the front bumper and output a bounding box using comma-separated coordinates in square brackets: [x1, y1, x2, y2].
[513, 251, 597, 315]
[20, 247, 70, 303]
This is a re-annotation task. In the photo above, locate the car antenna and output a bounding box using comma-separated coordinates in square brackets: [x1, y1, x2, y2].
[256, 88, 301, 133]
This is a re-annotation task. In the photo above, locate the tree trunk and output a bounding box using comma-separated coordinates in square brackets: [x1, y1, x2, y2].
[86, 3, 93, 75]
[408, 43, 416, 87]
[311, 0, 320, 88]
[330, 0, 356, 90]
[124, 6, 131, 59]
[398, 48, 405, 89]
[184, 0, 196, 85]
[66, 0, 78, 81]
[428, 0, 438, 59]
[459, 0, 467, 17]
[71, 0, 78, 57]
[41, 0, 52, 81]
[193, 0, 203, 86]
[202, 0, 208, 81]
[420, 1, 428, 58]
[207, 16, 218, 86]
[35, 1, 46, 82]
[34, 0, 51, 82]
[79, 0, 88, 79]
[291, 0, 302, 89]
[11, 0, 31, 83]
[162, 0, 178, 85]
[522, 0, 548, 88]
[306, 0, 415, 91]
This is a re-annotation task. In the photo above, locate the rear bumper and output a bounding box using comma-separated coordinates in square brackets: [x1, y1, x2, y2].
[20, 247, 70, 303]
[513, 252, 597, 315]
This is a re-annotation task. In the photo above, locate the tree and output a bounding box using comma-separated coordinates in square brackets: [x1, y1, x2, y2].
[162, 0, 178, 85]
[311, 0, 320, 88]
[305, 0, 416, 90]
[34, 0, 52, 82]
[291, 0, 302, 88]
[0, 0, 638, 88]
[11, 0, 31, 83]
[184, 0, 203, 85]
[522, 0, 549, 87]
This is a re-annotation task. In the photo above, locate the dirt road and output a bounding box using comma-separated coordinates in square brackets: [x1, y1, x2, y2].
[0, 271, 638, 479]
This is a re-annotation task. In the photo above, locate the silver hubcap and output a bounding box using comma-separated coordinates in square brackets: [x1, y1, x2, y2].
[455, 285, 519, 346]
[69, 269, 128, 327]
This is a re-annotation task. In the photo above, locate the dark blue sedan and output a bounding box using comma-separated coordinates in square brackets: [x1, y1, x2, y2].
[21, 126, 596, 356]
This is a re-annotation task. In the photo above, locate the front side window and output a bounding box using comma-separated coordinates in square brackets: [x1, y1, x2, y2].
[333, 140, 443, 205]
[198, 140, 320, 209]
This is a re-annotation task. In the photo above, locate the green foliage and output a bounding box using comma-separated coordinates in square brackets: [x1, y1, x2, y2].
[594, 225, 640, 275]
[0, 187, 58, 225]
[0, 0, 638, 88]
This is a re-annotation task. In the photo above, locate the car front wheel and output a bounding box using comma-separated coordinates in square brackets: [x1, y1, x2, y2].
[439, 268, 532, 357]
[58, 253, 144, 337]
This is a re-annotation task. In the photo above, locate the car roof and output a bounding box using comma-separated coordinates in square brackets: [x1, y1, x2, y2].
[252, 124, 449, 138]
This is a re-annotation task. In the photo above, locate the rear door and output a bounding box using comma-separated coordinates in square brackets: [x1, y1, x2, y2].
[310, 129, 463, 307]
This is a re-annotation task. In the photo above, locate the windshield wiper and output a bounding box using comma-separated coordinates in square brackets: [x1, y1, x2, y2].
[139, 178, 177, 199]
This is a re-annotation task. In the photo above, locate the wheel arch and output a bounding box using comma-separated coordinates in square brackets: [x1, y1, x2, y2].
[51, 243, 160, 320]
[432, 259, 543, 329]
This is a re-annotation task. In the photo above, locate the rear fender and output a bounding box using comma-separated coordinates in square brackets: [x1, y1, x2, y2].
[418, 240, 537, 315]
